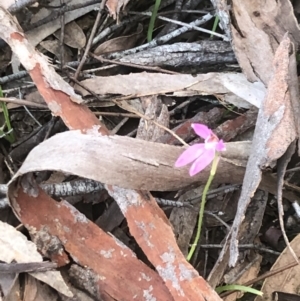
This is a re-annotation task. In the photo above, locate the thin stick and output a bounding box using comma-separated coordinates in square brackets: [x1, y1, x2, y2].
[90, 53, 179, 75]
[74, 0, 106, 78]
[131, 11, 228, 40]
[0, 97, 48, 109]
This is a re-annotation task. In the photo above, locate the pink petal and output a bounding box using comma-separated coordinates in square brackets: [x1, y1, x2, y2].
[175, 144, 205, 167]
[216, 139, 226, 152]
[189, 148, 215, 176]
[191, 123, 212, 139]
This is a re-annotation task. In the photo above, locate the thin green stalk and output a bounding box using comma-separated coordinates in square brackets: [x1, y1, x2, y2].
[186, 155, 220, 261]
[147, 0, 161, 42]
[210, 15, 219, 38]
[0, 87, 15, 143]
[216, 284, 263, 296]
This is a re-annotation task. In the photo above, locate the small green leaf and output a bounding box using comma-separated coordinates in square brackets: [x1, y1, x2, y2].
[216, 284, 263, 296]
[210, 16, 219, 38]
[147, 0, 161, 42]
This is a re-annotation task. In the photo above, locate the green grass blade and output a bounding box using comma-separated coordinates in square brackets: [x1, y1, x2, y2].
[147, 0, 161, 42]
[0, 86, 15, 143]
[210, 16, 219, 38]
[216, 284, 263, 296]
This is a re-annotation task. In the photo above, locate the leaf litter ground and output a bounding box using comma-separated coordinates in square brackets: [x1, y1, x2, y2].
[0, 1, 299, 300]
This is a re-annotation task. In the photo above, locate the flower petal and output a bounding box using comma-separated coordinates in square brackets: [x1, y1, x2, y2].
[216, 139, 226, 152]
[189, 148, 215, 176]
[175, 144, 205, 167]
[191, 123, 212, 139]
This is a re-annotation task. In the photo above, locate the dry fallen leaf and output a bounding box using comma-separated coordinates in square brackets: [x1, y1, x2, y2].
[94, 23, 143, 55]
[40, 39, 73, 62]
[54, 21, 86, 49]
[0, 221, 73, 297]
[76, 72, 266, 109]
[255, 234, 300, 301]
[228, 34, 297, 266]
[231, 0, 300, 85]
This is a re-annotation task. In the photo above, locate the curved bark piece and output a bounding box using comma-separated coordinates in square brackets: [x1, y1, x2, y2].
[8, 182, 173, 301]
[9, 130, 299, 201]
[12, 131, 249, 191]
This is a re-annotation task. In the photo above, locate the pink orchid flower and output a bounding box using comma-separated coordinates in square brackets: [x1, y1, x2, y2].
[175, 123, 226, 176]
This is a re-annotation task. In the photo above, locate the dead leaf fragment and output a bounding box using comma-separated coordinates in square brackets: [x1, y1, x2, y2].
[76, 72, 266, 108]
[231, 0, 300, 85]
[94, 23, 143, 55]
[0, 221, 73, 297]
[40, 39, 72, 62]
[255, 234, 300, 301]
[54, 21, 86, 49]
[229, 34, 297, 266]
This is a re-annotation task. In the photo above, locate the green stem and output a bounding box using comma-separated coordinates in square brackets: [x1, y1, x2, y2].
[216, 284, 263, 296]
[186, 155, 220, 261]
[0, 86, 14, 143]
[210, 15, 219, 38]
[147, 0, 161, 42]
